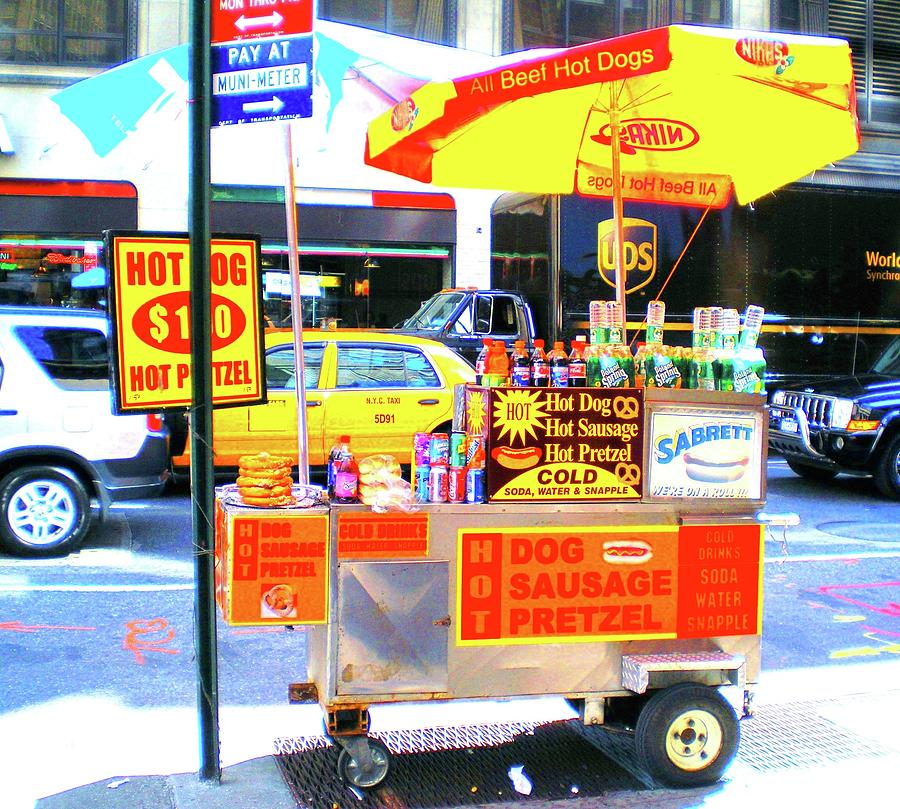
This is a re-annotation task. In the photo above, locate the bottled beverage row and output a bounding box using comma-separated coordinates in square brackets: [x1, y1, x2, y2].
[474, 301, 766, 393]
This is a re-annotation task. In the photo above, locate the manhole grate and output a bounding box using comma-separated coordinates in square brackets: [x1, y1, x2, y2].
[275, 720, 647, 809]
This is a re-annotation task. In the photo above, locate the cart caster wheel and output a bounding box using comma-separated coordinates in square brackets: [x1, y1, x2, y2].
[337, 737, 391, 789]
[635, 683, 739, 787]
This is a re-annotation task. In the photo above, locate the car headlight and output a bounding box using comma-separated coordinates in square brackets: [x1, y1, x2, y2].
[830, 398, 854, 429]
[771, 391, 786, 405]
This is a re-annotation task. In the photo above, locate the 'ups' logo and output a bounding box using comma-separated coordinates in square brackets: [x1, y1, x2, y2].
[597, 218, 657, 294]
[590, 118, 698, 155]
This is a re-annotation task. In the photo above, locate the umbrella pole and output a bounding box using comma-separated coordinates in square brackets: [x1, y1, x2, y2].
[608, 87, 628, 344]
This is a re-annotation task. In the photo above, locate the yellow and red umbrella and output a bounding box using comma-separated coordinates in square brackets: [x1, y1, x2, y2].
[365, 25, 859, 320]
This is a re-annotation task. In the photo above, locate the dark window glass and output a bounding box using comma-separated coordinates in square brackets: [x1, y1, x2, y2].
[0, 0, 129, 67]
[336, 345, 440, 388]
[265, 344, 324, 390]
[318, 0, 454, 46]
[15, 325, 109, 390]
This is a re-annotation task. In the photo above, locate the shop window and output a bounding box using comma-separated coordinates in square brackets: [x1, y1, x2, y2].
[773, 0, 900, 127]
[336, 345, 440, 389]
[265, 344, 324, 390]
[504, 0, 730, 52]
[318, 0, 455, 46]
[0, 0, 132, 68]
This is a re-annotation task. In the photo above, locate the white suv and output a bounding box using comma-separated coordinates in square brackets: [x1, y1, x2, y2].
[0, 306, 169, 556]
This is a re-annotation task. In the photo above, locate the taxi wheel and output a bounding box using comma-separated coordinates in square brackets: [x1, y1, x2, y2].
[874, 433, 900, 499]
[635, 683, 739, 787]
[0, 466, 90, 557]
[337, 737, 391, 789]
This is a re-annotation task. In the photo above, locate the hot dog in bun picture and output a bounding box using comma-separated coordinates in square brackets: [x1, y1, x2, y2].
[603, 539, 653, 565]
[683, 439, 749, 483]
[491, 445, 542, 470]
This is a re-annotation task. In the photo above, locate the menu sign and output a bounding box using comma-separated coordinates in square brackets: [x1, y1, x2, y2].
[214, 501, 329, 626]
[486, 388, 643, 501]
[457, 522, 763, 646]
[647, 407, 764, 499]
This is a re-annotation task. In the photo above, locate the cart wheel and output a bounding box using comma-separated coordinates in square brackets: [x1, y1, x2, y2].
[635, 683, 739, 787]
[337, 737, 391, 789]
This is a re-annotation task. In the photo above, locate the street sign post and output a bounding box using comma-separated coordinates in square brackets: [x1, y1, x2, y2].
[211, 0, 313, 127]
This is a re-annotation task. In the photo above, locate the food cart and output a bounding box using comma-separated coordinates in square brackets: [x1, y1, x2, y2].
[214, 383, 767, 790]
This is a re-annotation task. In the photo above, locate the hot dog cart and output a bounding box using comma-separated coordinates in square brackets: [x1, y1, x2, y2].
[215, 385, 767, 790]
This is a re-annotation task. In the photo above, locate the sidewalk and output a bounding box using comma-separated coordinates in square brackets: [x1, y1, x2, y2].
[30, 661, 900, 809]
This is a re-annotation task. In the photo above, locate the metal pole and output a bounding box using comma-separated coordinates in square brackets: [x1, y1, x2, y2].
[609, 84, 628, 343]
[283, 121, 309, 486]
[188, 0, 220, 781]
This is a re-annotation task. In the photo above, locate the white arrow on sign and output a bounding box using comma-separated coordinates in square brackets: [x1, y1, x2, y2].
[242, 96, 285, 114]
[235, 12, 284, 32]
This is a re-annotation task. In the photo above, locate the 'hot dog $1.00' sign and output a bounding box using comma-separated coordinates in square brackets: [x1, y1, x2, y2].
[107, 233, 265, 412]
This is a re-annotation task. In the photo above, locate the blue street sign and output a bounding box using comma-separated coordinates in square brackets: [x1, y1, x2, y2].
[211, 34, 313, 126]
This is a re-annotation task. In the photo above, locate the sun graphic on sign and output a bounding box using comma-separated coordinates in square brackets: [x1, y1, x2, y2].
[493, 389, 547, 446]
[466, 389, 487, 437]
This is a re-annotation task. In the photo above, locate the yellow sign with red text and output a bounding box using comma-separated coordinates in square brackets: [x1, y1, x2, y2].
[457, 523, 762, 645]
[108, 233, 264, 412]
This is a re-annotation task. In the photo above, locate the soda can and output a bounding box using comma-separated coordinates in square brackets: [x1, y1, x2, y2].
[428, 465, 448, 503]
[413, 432, 431, 466]
[465, 468, 486, 503]
[448, 466, 466, 502]
[465, 433, 486, 468]
[449, 431, 467, 467]
[415, 464, 431, 503]
[428, 432, 450, 466]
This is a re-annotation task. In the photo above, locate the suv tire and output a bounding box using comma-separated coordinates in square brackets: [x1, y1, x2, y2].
[875, 434, 900, 500]
[0, 466, 90, 557]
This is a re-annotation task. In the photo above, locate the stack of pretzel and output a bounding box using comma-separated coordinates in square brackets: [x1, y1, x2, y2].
[237, 452, 296, 507]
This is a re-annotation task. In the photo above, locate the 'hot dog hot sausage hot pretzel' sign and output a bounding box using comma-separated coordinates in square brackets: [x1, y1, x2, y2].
[485, 388, 644, 502]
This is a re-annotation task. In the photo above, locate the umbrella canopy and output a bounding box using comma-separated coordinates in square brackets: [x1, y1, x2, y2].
[365, 25, 859, 209]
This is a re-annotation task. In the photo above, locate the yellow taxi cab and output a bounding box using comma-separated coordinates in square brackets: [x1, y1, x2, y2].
[170, 329, 475, 474]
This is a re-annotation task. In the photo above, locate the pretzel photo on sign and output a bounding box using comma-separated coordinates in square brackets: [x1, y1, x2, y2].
[613, 395, 640, 420]
[615, 462, 642, 486]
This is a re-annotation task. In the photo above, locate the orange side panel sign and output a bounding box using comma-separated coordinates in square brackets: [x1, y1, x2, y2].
[108, 233, 264, 411]
[337, 512, 430, 558]
[457, 525, 678, 646]
[457, 522, 763, 646]
[676, 523, 763, 638]
[226, 513, 329, 625]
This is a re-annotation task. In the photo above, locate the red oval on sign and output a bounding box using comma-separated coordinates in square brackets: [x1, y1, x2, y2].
[735, 37, 788, 67]
[133, 291, 246, 354]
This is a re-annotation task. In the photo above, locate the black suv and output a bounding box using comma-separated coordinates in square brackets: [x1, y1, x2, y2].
[768, 336, 900, 499]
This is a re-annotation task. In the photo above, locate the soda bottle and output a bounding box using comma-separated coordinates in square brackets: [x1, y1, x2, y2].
[735, 305, 767, 393]
[530, 339, 549, 387]
[474, 338, 492, 385]
[486, 340, 509, 386]
[510, 340, 531, 386]
[548, 341, 569, 387]
[333, 437, 359, 504]
[327, 434, 350, 498]
[568, 338, 586, 387]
